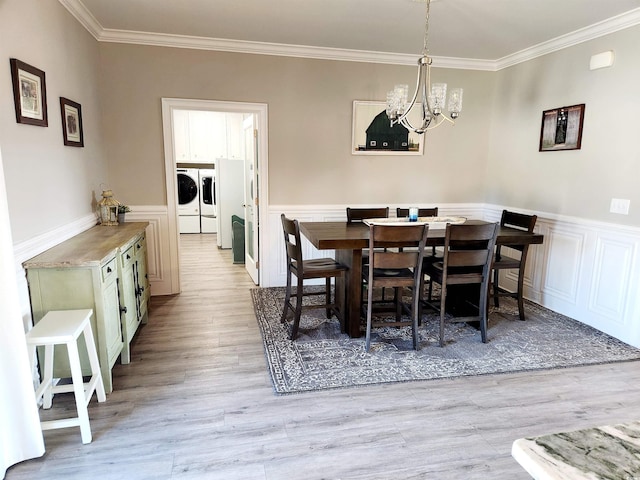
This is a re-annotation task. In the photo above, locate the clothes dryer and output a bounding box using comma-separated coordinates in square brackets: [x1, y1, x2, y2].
[199, 169, 217, 233]
[177, 168, 200, 233]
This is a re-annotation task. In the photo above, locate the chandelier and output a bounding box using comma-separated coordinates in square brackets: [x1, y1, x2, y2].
[386, 0, 463, 134]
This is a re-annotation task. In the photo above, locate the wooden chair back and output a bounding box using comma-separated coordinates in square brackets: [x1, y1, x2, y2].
[368, 223, 429, 288]
[441, 223, 499, 286]
[497, 210, 537, 257]
[281, 214, 303, 268]
[346, 207, 389, 223]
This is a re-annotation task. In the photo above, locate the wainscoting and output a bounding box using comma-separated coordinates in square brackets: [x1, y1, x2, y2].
[13, 203, 640, 347]
[267, 204, 640, 348]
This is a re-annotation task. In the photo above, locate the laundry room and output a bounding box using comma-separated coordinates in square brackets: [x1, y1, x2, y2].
[173, 109, 246, 250]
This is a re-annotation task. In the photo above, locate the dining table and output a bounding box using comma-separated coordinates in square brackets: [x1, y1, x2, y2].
[299, 219, 544, 338]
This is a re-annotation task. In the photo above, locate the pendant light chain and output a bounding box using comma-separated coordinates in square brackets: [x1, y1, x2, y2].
[423, 0, 430, 56]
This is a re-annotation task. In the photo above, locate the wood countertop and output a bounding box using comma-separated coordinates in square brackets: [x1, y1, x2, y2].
[23, 222, 149, 269]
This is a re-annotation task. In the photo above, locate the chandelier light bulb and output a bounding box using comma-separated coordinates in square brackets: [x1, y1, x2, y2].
[384, 0, 464, 134]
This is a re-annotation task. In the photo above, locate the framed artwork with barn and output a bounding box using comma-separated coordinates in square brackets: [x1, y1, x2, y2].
[352, 101, 424, 155]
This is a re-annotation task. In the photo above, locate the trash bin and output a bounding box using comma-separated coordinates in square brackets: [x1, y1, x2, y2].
[231, 215, 245, 264]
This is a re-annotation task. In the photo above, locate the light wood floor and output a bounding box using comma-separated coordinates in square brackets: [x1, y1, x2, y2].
[8, 233, 640, 479]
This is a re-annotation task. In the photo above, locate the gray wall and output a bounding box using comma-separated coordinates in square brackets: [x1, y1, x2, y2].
[98, 44, 495, 207]
[486, 26, 640, 225]
[2, 0, 639, 250]
[0, 0, 108, 243]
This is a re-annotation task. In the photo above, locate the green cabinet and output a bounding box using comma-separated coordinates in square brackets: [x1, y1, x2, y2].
[23, 223, 149, 393]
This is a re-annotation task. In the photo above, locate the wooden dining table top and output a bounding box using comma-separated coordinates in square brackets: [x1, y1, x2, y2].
[300, 219, 544, 251]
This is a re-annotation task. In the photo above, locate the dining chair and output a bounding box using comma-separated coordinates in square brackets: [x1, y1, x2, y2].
[397, 208, 441, 310]
[492, 210, 538, 320]
[362, 222, 429, 352]
[396, 207, 438, 219]
[280, 214, 348, 340]
[346, 207, 389, 223]
[347, 206, 391, 301]
[423, 222, 499, 347]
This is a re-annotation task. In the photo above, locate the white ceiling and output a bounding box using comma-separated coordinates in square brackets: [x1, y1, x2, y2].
[62, 0, 640, 69]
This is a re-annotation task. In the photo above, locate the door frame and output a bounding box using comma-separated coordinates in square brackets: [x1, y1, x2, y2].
[161, 98, 269, 292]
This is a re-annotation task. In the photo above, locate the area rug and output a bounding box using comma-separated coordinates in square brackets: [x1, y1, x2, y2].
[251, 287, 640, 394]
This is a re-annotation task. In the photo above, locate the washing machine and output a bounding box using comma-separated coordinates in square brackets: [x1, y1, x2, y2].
[177, 168, 200, 233]
[199, 169, 217, 233]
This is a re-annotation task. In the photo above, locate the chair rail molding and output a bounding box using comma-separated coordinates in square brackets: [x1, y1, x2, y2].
[267, 203, 640, 348]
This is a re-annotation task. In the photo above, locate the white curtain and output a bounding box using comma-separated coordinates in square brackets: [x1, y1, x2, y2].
[0, 146, 45, 478]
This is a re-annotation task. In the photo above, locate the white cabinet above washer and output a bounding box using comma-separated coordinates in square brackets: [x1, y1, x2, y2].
[173, 110, 244, 163]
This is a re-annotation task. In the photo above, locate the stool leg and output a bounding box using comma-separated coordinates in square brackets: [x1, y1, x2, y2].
[83, 324, 106, 402]
[42, 345, 55, 409]
[66, 340, 92, 444]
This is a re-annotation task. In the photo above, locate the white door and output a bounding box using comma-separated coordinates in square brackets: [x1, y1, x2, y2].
[243, 115, 259, 285]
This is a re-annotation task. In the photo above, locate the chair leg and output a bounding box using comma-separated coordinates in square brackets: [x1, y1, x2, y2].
[281, 270, 292, 323]
[439, 284, 447, 347]
[290, 276, 304, 340]
[365, 282, 374, 352]
[412, 285, 420, 351]
[325, 277, 332, 319]
[336, 273, 346, 332]
[395, 287, 403, 322]
[516, 270, 526, 321]
[493, 268, 500, 307]
[479, 281, 488, 343]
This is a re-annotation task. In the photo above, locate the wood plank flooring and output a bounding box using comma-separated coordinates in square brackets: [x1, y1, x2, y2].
[7, 233, 640, 479]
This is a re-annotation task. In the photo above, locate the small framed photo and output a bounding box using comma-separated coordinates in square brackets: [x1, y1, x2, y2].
[59, 97, 84, 147]
[352, 101, 424, 156]
[10, 58, 48, 127]
[539, 104, 585, 152]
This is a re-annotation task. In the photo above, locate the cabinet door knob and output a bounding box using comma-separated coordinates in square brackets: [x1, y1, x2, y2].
[120, 306, 128, 314]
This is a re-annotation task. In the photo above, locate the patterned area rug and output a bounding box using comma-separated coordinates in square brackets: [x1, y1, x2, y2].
[251, 287, 640, 394]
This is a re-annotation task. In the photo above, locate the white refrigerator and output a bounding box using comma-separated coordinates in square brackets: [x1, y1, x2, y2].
[214, 158, 245, 249]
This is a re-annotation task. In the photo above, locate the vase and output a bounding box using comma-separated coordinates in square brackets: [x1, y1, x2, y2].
[118, 213, 125, 224]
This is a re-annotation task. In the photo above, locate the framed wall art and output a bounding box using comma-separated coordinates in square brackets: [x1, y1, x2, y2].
[539, 103, 585, 152]
[352, 101, 424, 156]
[9, 58, 48, 127]
[59, 97, 84, 147]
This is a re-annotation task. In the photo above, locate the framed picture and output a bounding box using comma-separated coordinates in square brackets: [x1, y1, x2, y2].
[59, 97, 84, 147]
[539, 104, 585, 152]
[9, 58, 48, 127]
[352, 101, 424, 156]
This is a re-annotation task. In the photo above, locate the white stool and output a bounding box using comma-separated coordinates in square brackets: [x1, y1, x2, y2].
[25, 309, 107, 444]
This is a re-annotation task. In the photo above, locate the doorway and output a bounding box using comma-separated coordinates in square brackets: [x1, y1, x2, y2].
[161, 98, 268, 293]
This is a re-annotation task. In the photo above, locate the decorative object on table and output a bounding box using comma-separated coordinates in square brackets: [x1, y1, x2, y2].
[97, 189, 120, 226]
[9, 58, 48, 127]
[59, 97, 84, 147]
[251, 287, 640, 394]
[385, 0, 463, 134]
[352, 101, 424, 155]
[117, 205, 130, 224]
[539, 103, 585, 151]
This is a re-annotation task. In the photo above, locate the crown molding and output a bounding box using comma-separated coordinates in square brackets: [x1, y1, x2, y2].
[58, 0, 102, 39]
[496, 7, 640, 70]
[60, 0, 640, 72]
[97, 28, 496, 70]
